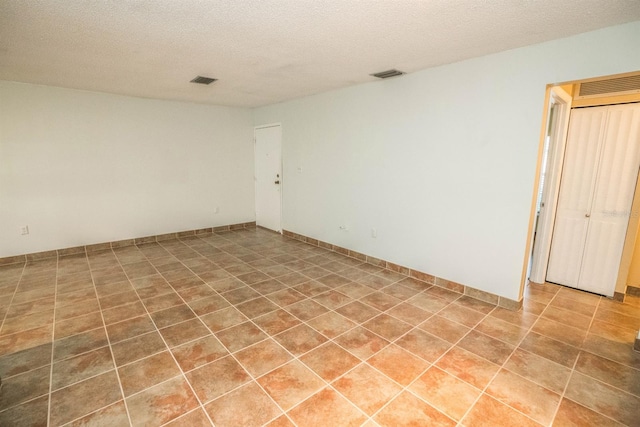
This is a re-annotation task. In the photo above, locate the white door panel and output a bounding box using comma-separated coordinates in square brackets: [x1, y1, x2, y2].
[255, 125, 282, 232]
[560, 110, 607, 212]
[580, 218, 629, 295]
[546, 215, 589, 286]
[579, 104, 640, 295]
[546, 107, 607, 287]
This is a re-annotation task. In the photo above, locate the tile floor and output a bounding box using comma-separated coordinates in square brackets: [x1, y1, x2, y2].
[0, 228, 639, 426]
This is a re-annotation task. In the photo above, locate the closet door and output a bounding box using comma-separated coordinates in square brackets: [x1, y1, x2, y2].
[547, 103, 640, 296]
[579, 104, 640, 295]
[546, 107, 607, 288]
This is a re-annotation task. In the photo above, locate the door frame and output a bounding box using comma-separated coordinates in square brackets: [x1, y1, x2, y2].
[521, 71, 640, 301]
[254, 123, 283, 233]
[528, 86, 573, 284]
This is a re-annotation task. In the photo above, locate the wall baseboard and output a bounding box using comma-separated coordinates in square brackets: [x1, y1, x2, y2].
[626, 286, 640, 297]
[0, 221, 256, 266]
[282, 229, 523, 311]
[0, 223, 524, 311]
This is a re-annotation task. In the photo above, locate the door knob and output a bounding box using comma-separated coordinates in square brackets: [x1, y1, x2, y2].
[274, 180, 280, 184]
[585, 213, 590, 217]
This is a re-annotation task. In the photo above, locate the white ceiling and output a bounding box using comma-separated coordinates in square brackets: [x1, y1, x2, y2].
[1, 1, 640, 108]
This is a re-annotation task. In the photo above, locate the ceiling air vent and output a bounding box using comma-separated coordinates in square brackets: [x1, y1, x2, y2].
[370, 69, 405, 79]
[576, 73, 640, 99]
[190, 76, 217, 85]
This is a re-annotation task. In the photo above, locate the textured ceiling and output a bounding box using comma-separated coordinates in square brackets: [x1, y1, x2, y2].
[1, 1, 640, 108]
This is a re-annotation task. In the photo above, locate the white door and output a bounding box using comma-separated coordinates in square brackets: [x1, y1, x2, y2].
[254, 125, 282, 232]
[547, 104, 640, 296]
[546, 107, 607, 288]
[529, 87, 572, 284]
[579, 105, 640, 294]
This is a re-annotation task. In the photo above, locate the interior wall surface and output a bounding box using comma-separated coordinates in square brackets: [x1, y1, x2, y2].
[253, 21, 640, 300]
[0, 81, 255, 257]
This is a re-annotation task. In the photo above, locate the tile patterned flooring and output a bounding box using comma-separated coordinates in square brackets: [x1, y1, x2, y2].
[0, 228, 639, 426]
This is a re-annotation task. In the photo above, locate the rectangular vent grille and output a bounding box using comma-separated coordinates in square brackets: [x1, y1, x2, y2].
[190, 76, 217, 85]
[371, 69, 405, 79]
[577, 74, 640, 98]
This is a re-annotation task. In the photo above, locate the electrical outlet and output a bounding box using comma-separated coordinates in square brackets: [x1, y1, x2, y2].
[371, 228, 377, 238]
[20, 225, 29, 235]
[214, 207, 220, 214]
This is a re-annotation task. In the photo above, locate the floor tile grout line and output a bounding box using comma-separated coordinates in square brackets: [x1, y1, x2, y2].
[40, 330, 109, 363]
[117, 371, 192, 401]
[551, 287, 640, 422]
[359, 367, 450, 425]
[472, 282, 628, 426]
[5, 251, 448, 348]
[47, 356, 119, 393]
[176, 250, 472, 390]
[533, 290, 600, 344]
[560, 391, 633, 426]
[503, 345, 575, 392]
[540, 289, 599, 332]
[595, 297, 640, 317]
[0, 313, 55, 341]
[547, 298, 601, 319]
[447, 298, 549, 427]
[360, 298, 495, 425]
[46, 254, 60, 427]
[192, 327, 301, 425]
[138, 236, 300, 416]
[87, 249, 135, 427]
[0, 270, 55, 337]
[158, 233, 306, 426]
[593, 312, 640, 332]
[547, 344, 585, 427]
[56, 400, 128, 427]
[284, 383, 370, 426]
[116, 247, 219, 427]
[152, 242, 462, 420]
[254, 274, 475, 424]
[577, 344, 640, 376]
[565, 397, 630, 427]
[591, 294, 640, 327]
[169, 233, 415, 425]
[0, 262, 27, 336]
[192, 231, 424, 300]
[155, 407, 204, 427]
[565, 359, 640, 399]
[0, 267, 57, 410]
[4, 229, 638, 426]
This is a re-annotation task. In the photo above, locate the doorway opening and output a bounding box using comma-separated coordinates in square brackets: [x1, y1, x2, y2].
[524, 71, 640, 301]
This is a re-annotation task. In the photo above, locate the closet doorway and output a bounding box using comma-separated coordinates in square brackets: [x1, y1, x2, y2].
[546, 103, 640, 296]
[526, 72, 640, 299]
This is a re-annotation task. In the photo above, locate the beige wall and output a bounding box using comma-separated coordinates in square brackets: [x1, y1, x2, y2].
[618, 174, 640, 293]
[626, 215, 640, 287]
